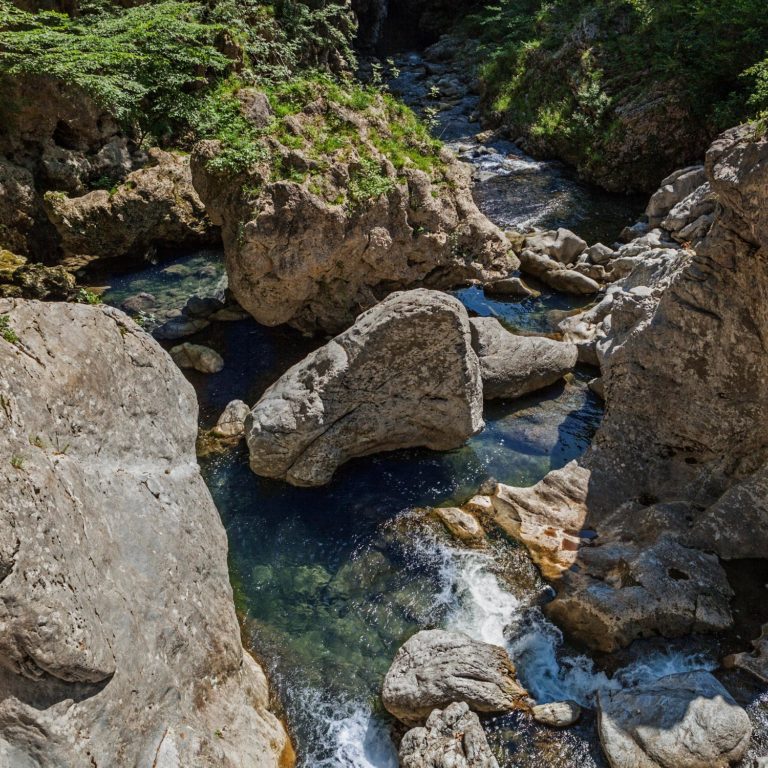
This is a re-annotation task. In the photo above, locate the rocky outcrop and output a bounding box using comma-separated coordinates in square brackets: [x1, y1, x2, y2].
[246, 289, 483, 486]
[469, 317, 577, 400]
[0, 74, 133, 256]
[0, 299, 290, 767]
[382, 629, 529, 726]
[587, 124, 768, 516]
[597, 671, 752, 768]
[44, 149, 218, 265]
[466, 125, 768, 654]
[398, 702, 499, 768]
[488, 461, 590, 580]
[191, 88, 515, 333]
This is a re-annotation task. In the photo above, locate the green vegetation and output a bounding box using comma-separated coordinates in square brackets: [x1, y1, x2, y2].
[0, 0, 357, 145]
[75, 288, 103, 305]
[10, 455, 24, 469]
[460, 0, 768, 184]
[0, 314, 18, 344]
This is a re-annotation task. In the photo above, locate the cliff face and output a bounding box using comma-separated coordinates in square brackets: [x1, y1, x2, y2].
[0, 300, 291, 767]
[589, 125, 768, 521]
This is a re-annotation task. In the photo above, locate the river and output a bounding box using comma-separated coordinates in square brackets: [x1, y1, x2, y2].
[98, 49, 767, 767]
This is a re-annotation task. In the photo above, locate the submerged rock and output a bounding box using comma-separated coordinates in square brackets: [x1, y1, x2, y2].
[469, 317, 577, 400]
[0, 299, 289, 767]
[170, 342, 224, 374]
[432, 506, 485, 546]
[382, 629, 529, 726]
[532, 700, 582, 728]
[597, 671, 752, 768]
[399, 701, 499, 768]
[245, 289, 483, 487]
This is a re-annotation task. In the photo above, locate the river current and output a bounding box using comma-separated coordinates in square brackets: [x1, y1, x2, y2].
[98, 50, 768, 767]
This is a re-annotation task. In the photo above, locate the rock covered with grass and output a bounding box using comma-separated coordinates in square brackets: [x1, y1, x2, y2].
[191, 77, 516, 333]
[245, 289, 483, 486]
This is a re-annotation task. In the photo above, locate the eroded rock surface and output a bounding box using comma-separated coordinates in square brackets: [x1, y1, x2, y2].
[0, 300, 290, 767]
[382, 629, 529, 726]
[597, 671, 752, 768]
[399, 702, 499, 768]
[44, 149, 218, 265]
[246, 289, 483, 486]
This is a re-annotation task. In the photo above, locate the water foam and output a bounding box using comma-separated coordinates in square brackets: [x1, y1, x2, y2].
[431, 539, 716, 708]
[294, 688, 398, 768]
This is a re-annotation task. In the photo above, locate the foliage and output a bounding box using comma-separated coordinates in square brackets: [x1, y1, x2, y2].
[0, 313, 18, 344]
[75, 288, 102, 305]
[0, 0, 228, 141]
[466, 0, 768, 169]
[348, 155, 395, 206]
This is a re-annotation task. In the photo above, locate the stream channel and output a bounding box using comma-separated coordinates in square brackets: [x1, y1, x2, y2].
[98, 49, 768, 768]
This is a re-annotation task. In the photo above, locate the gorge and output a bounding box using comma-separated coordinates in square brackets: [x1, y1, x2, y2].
[1, 2, 767, 767]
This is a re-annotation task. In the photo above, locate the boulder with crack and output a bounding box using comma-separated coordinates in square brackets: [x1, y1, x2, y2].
[382, 629, 530, 726]
[246, 289, 483, 486]
[399, 701, 499, 768]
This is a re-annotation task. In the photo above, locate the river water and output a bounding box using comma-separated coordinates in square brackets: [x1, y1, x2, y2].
[98, 50, 768, 767]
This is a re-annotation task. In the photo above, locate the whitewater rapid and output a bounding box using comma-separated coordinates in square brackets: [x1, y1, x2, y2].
[301, 529, 716, 767]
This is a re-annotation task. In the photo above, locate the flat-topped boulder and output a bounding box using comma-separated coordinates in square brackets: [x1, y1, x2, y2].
[246, 289, 483, 486]
[382, 629, 529, 726]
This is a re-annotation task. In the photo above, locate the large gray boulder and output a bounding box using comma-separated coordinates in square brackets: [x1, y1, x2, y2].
[598, 671, 752, 768]
[246, 289, 484, 486]
[399, 702, 499, 768]
[0, 300, 290, 767]
[382, 629, 529, 726]
[469, 317, 577, 400]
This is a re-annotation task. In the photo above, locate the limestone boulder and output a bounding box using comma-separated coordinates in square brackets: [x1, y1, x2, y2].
[488, 461, 590, 580]
[532, 701, 582, 728]
[246, 289, 483, 486]
[213, 399, 251, 438]
[191, 92, 515, 334]
[399, 702, 499, 768]
[0, 299, 289, 767]
[519, 249, 601, 295]
[382, 629, 529, 726]
[598, 671, 752, 768]
[524, 228, 588, 264]
[469, 317, 577, 400]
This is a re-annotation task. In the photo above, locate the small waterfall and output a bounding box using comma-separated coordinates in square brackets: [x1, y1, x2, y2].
[432, 540, 717, 707]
